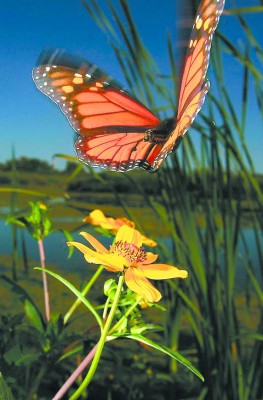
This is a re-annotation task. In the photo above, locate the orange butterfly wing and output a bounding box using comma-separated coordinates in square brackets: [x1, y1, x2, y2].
[152, 0, 225, 171]
[33, 57, 161, 171]
[76, 132, 162, 171]
[32, 0, 224, 172]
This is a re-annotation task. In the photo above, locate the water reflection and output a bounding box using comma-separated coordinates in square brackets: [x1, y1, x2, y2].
[0, 218, 262, 285]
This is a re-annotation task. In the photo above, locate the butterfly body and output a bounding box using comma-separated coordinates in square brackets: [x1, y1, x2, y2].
[144, 118, 175, 145]
[33, 0, 225, 172]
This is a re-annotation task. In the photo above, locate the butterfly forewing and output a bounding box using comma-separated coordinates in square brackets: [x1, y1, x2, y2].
[32, 62, 159, 134]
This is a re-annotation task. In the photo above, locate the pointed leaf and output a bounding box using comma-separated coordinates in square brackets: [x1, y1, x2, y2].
[24, 299, 45, 333]
[0, 373, 14, 400]
[34, 267, 103, 330]
[113, 333, 204, 381]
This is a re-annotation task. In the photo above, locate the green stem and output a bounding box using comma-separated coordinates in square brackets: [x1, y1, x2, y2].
[64, 265, 104, 324]
[69, 274, 124, 400]
[27, 364, 48, 400]
[108, 295, 143, 335]
[102, 296, 111, 320]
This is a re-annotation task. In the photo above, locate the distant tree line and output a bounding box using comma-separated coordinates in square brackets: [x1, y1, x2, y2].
[67, 167, 263, 200]
[0, 157, 263, 199]
[0, 157, 57, 173]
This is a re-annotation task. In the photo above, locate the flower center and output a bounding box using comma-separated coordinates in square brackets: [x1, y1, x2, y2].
[111, 241, 147, 264]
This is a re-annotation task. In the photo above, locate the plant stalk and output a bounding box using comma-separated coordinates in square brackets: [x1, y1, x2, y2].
[38, 239, 50, 321]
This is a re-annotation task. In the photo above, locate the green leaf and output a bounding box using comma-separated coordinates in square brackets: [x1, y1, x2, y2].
[130, 324, 162, 335]
[0, 275, 42, 316]
[0, 187, 49, 197]
[5, 215, 27, 228]
[24, 299, 44, 334]
[3, 343, 40, 366]
[116, 316, 128, 332]
[113, 333, 204, 381]
[0, 373, 14, 400]
[104, 279, 117, 297]
[6, 201, 53, 240]
[95, 226, 113, 238]
[60, 229, 74, 257]
[235, 332, 263, 341]
[34, 267, 103, 330]
[58, 343, 83, 362]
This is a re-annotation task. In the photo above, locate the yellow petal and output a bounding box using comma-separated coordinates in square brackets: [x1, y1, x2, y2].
[83, 209, 116, 230]
[141, 236, 157, 247]
[99, 217, 117, 230]
[79, 231, 108, 253]
[67, 241, 92, 255]
[116, 225, 142, 247]
[143, 252, 158, 264]
[115, 217, 135, 229]
[141, 264, 188, 280]
[68, 239, 124, 272]
[84, 252, 125, 272]
[125, 267, 161, 302]
[83, 209, 106, 224]
[68, 242, 104, 261]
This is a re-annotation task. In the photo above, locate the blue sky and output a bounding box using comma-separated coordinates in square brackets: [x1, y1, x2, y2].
[0, 0, 262, 172]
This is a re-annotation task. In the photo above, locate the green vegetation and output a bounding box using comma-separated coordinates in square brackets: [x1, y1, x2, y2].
[1, 158, 263, 203]
[0, 157, 56, 174]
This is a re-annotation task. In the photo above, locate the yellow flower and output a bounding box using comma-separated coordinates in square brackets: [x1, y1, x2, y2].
[84, 209, 135, 231]
[83, 209, 157, 247]
[67, 226, 188, 303]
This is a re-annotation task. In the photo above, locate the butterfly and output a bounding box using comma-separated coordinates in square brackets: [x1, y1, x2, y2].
[32, 0, 225, 172]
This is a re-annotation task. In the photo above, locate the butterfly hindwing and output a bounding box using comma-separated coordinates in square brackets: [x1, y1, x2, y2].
[76, 132, 163, 172]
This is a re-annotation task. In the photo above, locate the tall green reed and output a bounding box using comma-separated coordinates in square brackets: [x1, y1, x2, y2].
[82, 1, 263, 399]
[9, 149, 19, 281]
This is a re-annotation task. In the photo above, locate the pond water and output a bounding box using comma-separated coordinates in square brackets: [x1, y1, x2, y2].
[0, 216, 262, 286]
